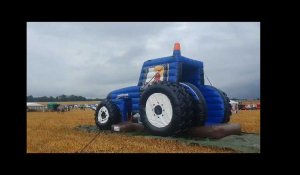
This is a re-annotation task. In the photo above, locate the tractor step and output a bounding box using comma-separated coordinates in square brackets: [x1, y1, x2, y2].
[112, 122, 145, 132]
[111, 122, 241, 139]
[186, 123, 241, 139]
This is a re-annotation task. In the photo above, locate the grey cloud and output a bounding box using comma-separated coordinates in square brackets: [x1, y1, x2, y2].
[27, 22, 260, 99]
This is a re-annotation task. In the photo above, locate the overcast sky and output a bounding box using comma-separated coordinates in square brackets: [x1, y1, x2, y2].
[27, 22, 260, 99]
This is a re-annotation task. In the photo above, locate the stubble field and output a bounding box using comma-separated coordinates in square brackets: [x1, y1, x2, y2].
[27, 103, 260, 153]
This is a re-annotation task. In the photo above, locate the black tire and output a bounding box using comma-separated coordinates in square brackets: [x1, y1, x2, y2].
[181, 82, 207, 126]
[140, 81, 193, 136]
[95, 99, 121, 130]
[216, 89, 232, 123]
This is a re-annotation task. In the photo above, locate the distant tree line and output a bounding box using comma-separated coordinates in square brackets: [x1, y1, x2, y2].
[27, 95, 104, 102]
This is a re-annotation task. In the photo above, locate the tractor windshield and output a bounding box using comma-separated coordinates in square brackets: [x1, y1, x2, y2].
[181, 61, 204, 87]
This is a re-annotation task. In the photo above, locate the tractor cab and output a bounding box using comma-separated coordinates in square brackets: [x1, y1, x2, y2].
[138, 43, 204, 88]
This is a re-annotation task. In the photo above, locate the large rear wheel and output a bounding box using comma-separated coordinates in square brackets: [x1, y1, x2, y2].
[140, 82, 193, 136]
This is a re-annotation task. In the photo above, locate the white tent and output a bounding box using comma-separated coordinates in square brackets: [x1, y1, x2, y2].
[230, 100, 239, 114]
[27, 102, 44, 106]
[27, 102, 46, 111]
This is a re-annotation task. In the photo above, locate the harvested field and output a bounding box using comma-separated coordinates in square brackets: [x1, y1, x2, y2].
[27, 108, 260, 153]
[230, 110, 260, 134]
[240, 100, 260, 105]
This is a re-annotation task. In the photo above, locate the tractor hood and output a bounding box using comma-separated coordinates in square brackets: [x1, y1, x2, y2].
[107, 86, 141, 99]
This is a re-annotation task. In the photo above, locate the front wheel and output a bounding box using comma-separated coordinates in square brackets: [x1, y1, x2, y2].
[95, 99, 121, 130]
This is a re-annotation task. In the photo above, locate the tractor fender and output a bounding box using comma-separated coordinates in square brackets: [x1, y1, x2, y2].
[179, 82, 207, 126]
[197, 85, 231, 125]
[179, 82, 205, 103]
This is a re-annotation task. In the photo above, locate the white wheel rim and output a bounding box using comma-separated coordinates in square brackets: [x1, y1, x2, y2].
[145, 93, 173, 128]
[98, 106, 109, 124]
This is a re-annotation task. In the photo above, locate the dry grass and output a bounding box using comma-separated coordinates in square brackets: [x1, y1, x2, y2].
[27, 107, 260, 153]
[230, 110, 260, 134]
[27, 109, 233, 153]
[240, 100, 260, 105]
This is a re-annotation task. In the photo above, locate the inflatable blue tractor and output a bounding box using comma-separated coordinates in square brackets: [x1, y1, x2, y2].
[95, 43, 231, 136]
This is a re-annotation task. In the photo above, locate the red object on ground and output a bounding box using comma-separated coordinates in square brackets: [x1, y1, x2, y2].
[257, 103, 260, 109]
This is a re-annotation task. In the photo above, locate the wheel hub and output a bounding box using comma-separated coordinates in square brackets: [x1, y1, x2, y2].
[101, 111, 106, 119]
[145, 93, 173, 128]
[154, 105, 162, 115]
[98, 106, 109, 124]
